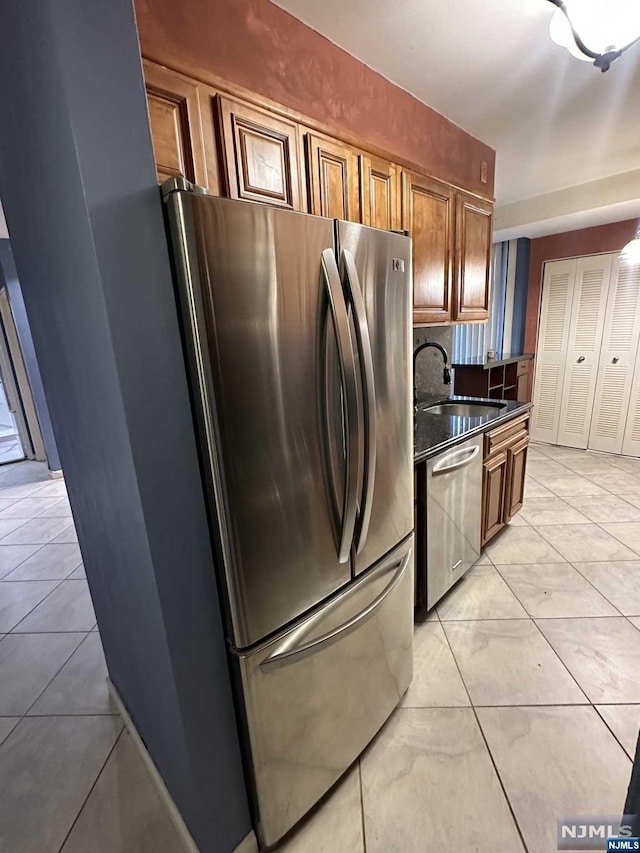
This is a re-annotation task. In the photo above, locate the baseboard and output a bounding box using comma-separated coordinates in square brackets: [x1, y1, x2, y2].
[107, 679, 260, 853]
[233, 831, 259, 853]
[48, 468, 63, 479]
[107, 679, 201, 853]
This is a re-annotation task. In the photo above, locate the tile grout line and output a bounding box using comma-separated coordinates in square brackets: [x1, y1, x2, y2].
[470, 704, 531, 853]
[592, 705, 636, 762]
[5, 575, 72, 634]
[439, 610, 531, 852]
[566, 561, 629, 618]
[22, 631, 93, 718]
[0, 495, 67, 523]
[54, 726, 125, 853]
[357, 759, 367, 853]
[493, 557, 628, 621]
[0, 541, 58, 580]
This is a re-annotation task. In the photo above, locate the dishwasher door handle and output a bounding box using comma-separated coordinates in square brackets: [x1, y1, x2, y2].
[431, 444, 480, 475]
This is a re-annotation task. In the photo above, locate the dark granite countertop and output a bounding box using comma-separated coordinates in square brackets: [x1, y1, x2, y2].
[414, 394, 533, 464]
[451, 353, 533, 369]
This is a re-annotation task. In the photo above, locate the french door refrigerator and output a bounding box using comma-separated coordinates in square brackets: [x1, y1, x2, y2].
[163, 178, 414, 848]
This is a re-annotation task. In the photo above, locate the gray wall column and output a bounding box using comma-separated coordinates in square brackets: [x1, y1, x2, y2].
[0, 1, 251, 850]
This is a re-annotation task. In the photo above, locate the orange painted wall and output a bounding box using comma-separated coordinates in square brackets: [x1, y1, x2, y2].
[134, 0, 495, 198]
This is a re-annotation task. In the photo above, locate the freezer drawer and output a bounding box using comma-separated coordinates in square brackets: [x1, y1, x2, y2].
[234, 536, 414, 848]
[426, 435, 482, 610]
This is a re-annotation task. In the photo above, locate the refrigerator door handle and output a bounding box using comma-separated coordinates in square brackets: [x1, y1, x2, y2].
[320, 248, 360, 563]
[260, 545, 412, 671]
[341, 249, 377, 554]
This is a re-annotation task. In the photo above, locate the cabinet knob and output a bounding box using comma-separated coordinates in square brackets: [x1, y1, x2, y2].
[577, 356, 585, 363]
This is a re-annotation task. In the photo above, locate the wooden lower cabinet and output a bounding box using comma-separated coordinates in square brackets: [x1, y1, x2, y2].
[505, 433, 528, 519]
[482, 450, 509, 545]
[482, 413, 530, 545]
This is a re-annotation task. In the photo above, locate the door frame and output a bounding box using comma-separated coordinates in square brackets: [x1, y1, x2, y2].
[0, 288, 46, 461]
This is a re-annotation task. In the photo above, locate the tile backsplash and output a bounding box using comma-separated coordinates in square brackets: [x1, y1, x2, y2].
[413, 326, 453, 400]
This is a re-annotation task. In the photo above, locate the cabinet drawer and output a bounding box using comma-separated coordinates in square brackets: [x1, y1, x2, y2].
[516, 360, 530, 377]
[484, 413, 530, 457]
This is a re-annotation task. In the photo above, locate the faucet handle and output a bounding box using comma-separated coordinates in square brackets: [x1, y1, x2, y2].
[443, 366, 451, 385]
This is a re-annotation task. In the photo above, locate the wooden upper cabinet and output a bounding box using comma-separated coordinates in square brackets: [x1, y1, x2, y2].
[454, 193, 493, 322]
[359, 155, 400, 231]
[143, 61, 211, 189]
[402, 171, 455, 326]
[216, 96, 302, 210]
[305, 134, 360, 222]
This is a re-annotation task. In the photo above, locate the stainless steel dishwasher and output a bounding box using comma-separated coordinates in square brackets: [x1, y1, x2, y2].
[426, 434, 482, 610]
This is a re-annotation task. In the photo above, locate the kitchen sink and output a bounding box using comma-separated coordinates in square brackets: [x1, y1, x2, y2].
[421, 401, 507, 417]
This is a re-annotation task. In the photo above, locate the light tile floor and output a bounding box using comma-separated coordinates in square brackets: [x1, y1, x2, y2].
[1, 446, 640, 852]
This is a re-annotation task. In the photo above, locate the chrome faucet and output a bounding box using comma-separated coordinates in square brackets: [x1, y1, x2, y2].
[413, 341, 451, 406]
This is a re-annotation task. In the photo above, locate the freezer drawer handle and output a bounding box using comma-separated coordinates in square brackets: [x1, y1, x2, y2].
[431, 444, 480, 476]
[320, 249, 360, 563]
[260, 546, 412, 671]
[341, 248, 377, 555]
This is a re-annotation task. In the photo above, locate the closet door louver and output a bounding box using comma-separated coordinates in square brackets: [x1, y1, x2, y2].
[589, 256, 640, 454]
[531, 259, 576, 444]
[557, 255, 612, 449]
[623, 343, 640, 457]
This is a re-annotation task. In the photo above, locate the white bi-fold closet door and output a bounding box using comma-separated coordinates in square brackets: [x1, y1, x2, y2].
[532, 252, 640, 454]
[531, 259, 575, 444]
[532, 254, 611, 448]
[624, 344, 640, 456]
[589, 255, 640, 454]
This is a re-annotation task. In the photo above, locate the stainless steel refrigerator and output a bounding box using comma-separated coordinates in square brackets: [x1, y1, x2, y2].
[163, 178, 414, 848]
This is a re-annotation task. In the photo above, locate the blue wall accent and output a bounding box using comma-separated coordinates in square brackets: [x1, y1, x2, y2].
[0, 1, 251, 850]
[0, 240, 61, 470]
[511, 238, 531, 355]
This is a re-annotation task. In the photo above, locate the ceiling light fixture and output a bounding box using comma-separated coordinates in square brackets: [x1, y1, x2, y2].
[547, 0, 640, 71]
[621, 226, 640, 263]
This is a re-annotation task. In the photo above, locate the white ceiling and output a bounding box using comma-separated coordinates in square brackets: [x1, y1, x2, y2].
[271, 0, 640, 237]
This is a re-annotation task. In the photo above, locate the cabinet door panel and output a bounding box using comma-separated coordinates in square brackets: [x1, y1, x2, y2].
[454, 193, 492, 322]
[360, 155, 400, 231]
[217, 97, 302, 210]
[482, 451, 508, 545]
[402, 171, 455, 325]
[505, 435, 528, 520]
[306, 134, 360, 221]
[143, 61, 209, 188]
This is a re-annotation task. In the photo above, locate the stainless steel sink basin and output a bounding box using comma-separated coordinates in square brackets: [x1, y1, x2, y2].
[422, 402, 507, 417]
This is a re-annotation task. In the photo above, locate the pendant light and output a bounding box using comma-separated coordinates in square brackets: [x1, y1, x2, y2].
[621, 227, 640, 263]
[547, 0, 640, 71]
